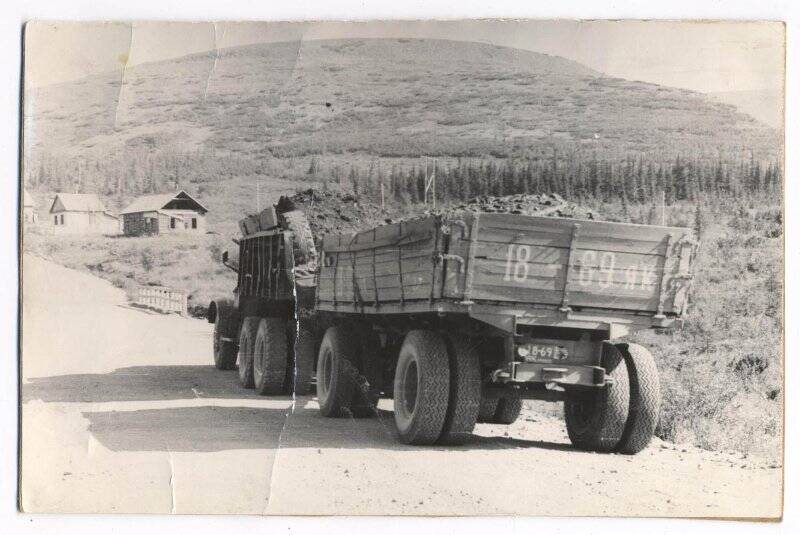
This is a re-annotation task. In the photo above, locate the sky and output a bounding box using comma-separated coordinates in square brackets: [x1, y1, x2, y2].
[24, 20, 785, 94]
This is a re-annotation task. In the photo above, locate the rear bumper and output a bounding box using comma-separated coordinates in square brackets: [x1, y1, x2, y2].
[495, 362, 607, 388]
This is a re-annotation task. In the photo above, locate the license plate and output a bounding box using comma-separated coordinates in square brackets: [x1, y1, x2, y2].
[518, 343, 568, 363]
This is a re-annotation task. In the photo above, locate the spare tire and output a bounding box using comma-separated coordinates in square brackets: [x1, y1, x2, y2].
[281, 209, 318, 275]
[564, 342, 630, 452]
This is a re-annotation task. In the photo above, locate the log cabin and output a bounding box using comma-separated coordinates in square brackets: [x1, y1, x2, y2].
[120, 191, 208, 236]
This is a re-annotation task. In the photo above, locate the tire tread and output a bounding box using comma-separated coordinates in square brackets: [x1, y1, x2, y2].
[615, 342, 661, 454]
[438, 336, 481, 444]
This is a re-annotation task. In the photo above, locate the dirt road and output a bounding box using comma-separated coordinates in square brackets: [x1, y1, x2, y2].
[20, 255, 782, 517]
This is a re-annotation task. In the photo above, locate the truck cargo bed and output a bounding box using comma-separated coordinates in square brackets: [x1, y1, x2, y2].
[316, 212, 697, 331]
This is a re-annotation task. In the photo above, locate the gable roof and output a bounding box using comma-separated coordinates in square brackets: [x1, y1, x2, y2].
[120, 190, 208, 215]
[50, 193, 108, 213]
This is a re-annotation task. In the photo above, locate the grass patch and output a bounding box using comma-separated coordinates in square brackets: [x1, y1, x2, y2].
[599, 199, 782, 460]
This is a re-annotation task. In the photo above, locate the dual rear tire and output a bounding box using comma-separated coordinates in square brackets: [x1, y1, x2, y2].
[393, 331, 452, 444]
[316, 325, 383, 417]
[316, 327, 483, 445]
[253, 318, 288, 395]
[237, 315, 316, 395]
[393, 331, 485, 445]
[564, 342, 660, 454]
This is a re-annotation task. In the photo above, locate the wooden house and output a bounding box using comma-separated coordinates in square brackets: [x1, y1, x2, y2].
[23, 188, 38, 224]
[49, 193, 119, 235]
[120, 191, 208, 236]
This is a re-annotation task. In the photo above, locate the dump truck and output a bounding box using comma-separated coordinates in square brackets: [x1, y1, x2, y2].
[209, 206, 698, 454]
[208, 203, 318, 395]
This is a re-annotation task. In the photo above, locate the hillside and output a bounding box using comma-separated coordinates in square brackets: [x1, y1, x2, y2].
[709, 89, 783, 130]
[24, 38, 779, 182]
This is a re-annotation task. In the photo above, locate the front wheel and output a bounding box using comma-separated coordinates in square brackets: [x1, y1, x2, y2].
[393, 330, 450, 445]
[564, 342, 630, 452]
[317, 326, 360, 417]
[213, 312, 237, 370]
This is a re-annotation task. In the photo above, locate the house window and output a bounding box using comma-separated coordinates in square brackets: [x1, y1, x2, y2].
[54, 215, 58, 225]
[191, 218, 197, 229]
[170, 217, 176, 229]
[60, 214, 64, 225]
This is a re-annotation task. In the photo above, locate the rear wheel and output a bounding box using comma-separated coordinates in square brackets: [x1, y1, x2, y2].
[317, 326, 360, 417]
[564, 342, 630, 452]
[237, 317, 259, 389]
[350, 331, 383, 418]
[477, 397, 499, 423]
[493, 397, 522, 425]
[437, 336, 481, 444]
[213, 311, 237, 370]
[393, 330, 450, 445]
[615, 343, 661, 454]
[291, 324, 316, 395]
[253, 317, 289, 395]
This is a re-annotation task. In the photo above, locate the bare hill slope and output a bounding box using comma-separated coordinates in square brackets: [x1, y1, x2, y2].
[25, 38, 778, 166]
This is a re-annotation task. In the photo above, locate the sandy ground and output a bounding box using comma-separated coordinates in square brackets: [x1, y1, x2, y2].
[19, 254, 783, 517]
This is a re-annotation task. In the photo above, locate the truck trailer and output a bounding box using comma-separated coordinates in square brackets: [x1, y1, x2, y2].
[209, 206, 698, 453]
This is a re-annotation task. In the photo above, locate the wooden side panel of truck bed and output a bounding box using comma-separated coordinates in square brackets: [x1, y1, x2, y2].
[447, 213, 696, 315]
[317, 217, 441, 306]
[316, 212, 696, 318]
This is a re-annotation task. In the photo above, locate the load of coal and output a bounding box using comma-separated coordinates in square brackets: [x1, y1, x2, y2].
[282, 189, 593, 240]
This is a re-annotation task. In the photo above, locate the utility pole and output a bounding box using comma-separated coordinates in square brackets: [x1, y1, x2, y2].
[424, 156, 437, 209]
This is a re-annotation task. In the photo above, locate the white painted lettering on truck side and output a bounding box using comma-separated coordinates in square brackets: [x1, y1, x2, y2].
[502, 244, 658, 290]
[504, 243, 532, 282]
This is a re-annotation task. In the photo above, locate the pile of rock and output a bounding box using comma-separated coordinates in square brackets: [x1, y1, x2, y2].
[448, 193, 594, 220]
[282, 189, 593, 240]
[282, 189, 397, 239]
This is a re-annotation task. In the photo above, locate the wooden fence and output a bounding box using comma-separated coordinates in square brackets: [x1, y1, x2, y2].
[135, 286, 188, 316]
